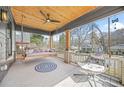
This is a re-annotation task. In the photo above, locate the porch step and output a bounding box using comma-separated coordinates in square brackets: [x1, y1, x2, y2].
[96, 74, 123, 87]
[99, 74, 120, 82]
[96, 76, 123, 87]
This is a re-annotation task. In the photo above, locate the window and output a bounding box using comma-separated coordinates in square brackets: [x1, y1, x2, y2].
[6, 22, 12, 58]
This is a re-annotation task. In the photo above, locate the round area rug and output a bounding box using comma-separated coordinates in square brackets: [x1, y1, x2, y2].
[35, 62, 57, 73]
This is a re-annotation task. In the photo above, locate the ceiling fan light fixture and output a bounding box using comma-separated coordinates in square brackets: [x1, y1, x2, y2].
[39, 10, 60, 24]
[46, 19, 50, 23]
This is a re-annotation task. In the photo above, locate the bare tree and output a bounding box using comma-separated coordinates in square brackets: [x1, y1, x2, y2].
[72, 24, 90, 51]
[71, 23, 106, 53]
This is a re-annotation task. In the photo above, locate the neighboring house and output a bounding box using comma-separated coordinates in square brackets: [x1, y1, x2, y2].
[110, 44, 124, 55]
[80, 39, 89, 53]
[81, 44, 92, 53]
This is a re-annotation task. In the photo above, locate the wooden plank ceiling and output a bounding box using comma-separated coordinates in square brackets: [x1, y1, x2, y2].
[11, 6, 96, 32]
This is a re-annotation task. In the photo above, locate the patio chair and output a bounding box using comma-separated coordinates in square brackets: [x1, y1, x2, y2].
[74, 54, 107, 87]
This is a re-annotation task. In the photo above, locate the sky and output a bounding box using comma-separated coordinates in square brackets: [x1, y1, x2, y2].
[95, 11, 124, 32]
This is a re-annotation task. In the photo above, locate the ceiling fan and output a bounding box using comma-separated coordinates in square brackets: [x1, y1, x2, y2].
[39, 10, 60, 24]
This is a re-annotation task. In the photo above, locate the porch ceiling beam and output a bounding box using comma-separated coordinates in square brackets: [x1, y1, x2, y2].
[15, 24, 50, 35]
[51, 6, 124, 35]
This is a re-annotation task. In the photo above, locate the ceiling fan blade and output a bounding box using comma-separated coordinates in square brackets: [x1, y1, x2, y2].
[47, 13, 50, 19]
[40, 10, 47, 19]
[50, 19, 60, 23]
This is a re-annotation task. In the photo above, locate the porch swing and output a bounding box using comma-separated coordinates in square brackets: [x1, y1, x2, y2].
[16, 15, 27, 60]
[75, 23, 108, 87]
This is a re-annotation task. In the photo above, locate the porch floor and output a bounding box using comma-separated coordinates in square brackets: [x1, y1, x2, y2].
[0, 57, 122, 87]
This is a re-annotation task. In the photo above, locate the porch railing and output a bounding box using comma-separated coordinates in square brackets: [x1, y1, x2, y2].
[56, 50, 65, 59]
[70, 52, 89, 64]
[56, 50, 124, 84]
[104, 57, 123, 81]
